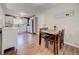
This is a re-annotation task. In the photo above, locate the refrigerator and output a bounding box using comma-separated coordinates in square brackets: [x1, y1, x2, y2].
[26, 16, 37, 34]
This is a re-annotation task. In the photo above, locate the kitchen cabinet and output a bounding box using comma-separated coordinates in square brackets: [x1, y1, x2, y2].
[2, 27, 18, 54]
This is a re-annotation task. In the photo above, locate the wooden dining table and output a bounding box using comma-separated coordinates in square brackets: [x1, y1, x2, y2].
[39, 29, 59, 54]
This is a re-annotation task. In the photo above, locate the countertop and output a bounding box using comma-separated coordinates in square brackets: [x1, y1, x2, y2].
[3, 27, 18, 30]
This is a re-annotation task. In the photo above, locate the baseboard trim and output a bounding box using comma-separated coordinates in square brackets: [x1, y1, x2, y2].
[64, 42, 79, 48]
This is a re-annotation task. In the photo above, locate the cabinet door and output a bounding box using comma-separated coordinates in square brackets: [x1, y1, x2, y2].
[2, 29, 17, 50]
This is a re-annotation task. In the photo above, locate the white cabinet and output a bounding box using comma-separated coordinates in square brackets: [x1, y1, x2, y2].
[17, 27, 26, 33]
[2, 27, 18, 54]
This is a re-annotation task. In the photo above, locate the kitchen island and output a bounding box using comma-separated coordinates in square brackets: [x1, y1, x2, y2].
[2, 27, 18, 54]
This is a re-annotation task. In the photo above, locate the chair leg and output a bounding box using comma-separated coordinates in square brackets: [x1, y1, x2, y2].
[62, 40, 64, 47]
[45, 39, 49, 48]
[60, 41, 62, 49]
[59, 39, 62, 49]
[61, 40, 64, 49]
[60, 40, 64, 49]
[53, 40, 55, 54]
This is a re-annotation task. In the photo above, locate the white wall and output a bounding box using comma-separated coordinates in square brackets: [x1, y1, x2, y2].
[37, 4, 79, 48]
[0, 4, 5, 28]
[0, 8, 3, 28]
[37, 14, 45, 34]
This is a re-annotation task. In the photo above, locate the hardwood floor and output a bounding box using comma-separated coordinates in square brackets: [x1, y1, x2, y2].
[4, 32, 79, 55]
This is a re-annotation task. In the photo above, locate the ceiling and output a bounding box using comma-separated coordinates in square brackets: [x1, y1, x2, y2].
[4, 3, 60, 17]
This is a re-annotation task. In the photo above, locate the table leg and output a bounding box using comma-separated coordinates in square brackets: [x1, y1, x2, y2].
[54, 39, 55, 55]
[54, 35, 58, 55]
[39, 33, 41, 45]
[56, 39, 58, 54]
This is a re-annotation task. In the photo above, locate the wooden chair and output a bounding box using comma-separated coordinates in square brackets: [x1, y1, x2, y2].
[44, 34, 55, 48]
[59, 29, 64, 49]
[44, 33, 59, 54]
[39, 27, 48, 45]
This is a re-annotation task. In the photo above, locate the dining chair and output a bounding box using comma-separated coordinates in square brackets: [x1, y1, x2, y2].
[39, 27, 48, 45]
[44, 33, 59, 54]
[44, 34, 55, 48]
[59, 29, 64, 49]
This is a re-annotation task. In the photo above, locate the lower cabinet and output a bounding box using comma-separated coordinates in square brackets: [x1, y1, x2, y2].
[2, 28, 18, 54]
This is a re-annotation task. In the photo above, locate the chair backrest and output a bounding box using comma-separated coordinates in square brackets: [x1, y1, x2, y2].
[39, 27, 48, 32]
[59, 30, 61, 36]
[58, 29, 64, 40]
[39, 27, 48, 35]
[40, 27, 48, 30]
[61, 29, 64, 40]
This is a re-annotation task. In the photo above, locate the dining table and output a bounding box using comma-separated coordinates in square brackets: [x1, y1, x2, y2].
[39, 29, 59, 54]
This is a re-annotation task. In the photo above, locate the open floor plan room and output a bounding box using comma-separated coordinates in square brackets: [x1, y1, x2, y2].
[0, 3, 79, 55]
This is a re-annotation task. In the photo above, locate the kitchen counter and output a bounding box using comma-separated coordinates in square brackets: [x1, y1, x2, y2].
[2, 27, 18, 54]
[3, 27, 18, 30]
